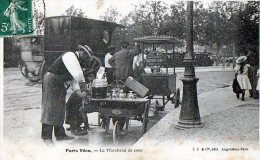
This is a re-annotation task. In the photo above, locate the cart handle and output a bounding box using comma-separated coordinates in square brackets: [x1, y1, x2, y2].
[110, 80, 125, 86]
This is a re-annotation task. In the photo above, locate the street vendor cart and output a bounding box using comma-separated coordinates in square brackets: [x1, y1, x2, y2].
[85, 79, 150, 144]
[91, 97, 150, 144]
[134, 36, 182, 108]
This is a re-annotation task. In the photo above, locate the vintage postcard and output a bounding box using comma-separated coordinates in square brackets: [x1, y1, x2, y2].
[0, 0, 259, 160]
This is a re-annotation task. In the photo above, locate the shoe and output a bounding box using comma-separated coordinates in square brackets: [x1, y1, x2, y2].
[56, 135, 74, 141]
[43, 139, 54, 146]
[236, 94, 239, 99]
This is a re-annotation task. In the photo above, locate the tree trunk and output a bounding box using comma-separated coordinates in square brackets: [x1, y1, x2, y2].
[216, 42, 221, 66]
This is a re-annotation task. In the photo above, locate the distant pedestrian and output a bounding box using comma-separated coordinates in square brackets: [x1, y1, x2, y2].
[247, 50, 259, 99]
[109, 41, 137, 81]
[104, 45, 116, 84]
[133, 46, 147, 81]
[234, 56, 252, 101]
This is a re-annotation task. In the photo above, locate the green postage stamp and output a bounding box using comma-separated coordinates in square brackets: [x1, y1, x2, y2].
[0, 0, 33, 36]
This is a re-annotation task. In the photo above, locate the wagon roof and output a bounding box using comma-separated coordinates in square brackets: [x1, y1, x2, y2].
[45, 16, 125, 28]
[134, 35, 182, 44]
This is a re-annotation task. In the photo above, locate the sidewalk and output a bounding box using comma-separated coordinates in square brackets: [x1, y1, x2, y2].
[131, 86, 259, 160]
[161, 65, 234, 74]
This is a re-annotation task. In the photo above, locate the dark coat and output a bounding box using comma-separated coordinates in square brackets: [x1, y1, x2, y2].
[109, 48, 135, 80]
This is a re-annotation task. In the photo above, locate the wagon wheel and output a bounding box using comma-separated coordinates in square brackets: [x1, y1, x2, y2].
[28, 71, 41, 82]
[113, 121, 119, 144]
[174, 88, 180, 108]
[20, 61, 29, 77]
[142, 103, 149, 133]
[104, 117, 110, 134]
[27, 61, 46, 83]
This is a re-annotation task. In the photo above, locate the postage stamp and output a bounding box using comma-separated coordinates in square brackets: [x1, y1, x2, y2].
[0, 0, 33, 36]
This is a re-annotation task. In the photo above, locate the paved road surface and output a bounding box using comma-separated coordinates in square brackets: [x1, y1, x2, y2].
[3, 67, 234, 146]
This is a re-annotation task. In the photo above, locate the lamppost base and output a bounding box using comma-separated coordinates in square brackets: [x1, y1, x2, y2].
[175, 120, 203, 129]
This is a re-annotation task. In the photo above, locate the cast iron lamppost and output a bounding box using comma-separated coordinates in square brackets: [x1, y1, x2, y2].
[175, 1, 203, 129]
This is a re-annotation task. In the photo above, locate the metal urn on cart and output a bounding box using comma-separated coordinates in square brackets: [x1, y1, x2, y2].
[134, 36, 182, 108]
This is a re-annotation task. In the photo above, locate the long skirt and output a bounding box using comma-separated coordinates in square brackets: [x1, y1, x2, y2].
[41, 73, 67, 126]
[237, 75, 252, 90]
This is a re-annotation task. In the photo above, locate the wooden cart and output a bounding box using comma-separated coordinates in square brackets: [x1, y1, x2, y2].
[91, 98, 150, 144]
[134, 36, 182, 108]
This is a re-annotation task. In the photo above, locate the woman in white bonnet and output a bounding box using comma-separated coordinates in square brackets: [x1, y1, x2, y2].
[234, 56, 252, 101]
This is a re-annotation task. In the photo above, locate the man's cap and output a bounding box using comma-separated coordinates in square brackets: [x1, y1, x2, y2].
[77, 45, 93, 61]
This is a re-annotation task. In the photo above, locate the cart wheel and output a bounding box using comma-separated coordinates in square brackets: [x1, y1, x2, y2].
[113, 121, 119, 144]
[174, 88, 180, 108]
[142, 103, 149, 133]
[98, 113, 101, 127]
[105, 118, 110, 134]
[28, 72, 41, 82]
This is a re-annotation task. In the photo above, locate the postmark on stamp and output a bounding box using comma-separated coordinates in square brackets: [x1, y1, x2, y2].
[0, 0, 33, 36]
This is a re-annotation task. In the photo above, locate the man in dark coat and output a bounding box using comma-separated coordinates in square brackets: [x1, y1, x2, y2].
[109, 41, 136, 81]
[41, 45, 93, 145]
[108, 42, 137, 133]
[247, 50, 259, 99]
[104, 45, 116, 84]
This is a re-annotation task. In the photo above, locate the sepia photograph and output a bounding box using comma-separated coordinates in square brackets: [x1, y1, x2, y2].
[0, 0, 259, 159]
